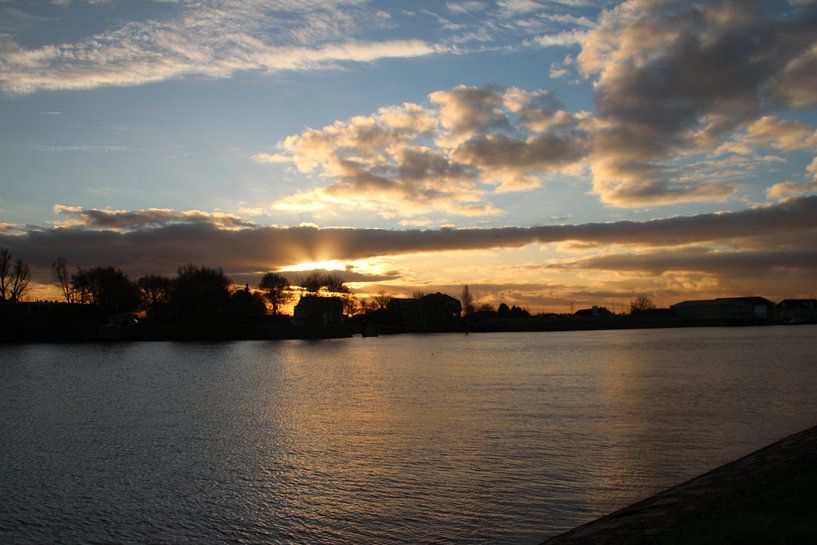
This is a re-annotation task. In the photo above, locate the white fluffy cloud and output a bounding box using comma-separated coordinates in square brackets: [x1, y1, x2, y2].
[257, 85, 591, 216]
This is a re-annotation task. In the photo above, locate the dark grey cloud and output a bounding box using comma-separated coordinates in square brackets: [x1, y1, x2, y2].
[54, 205, 257, 230]
[396, 147, 476, 183]
[551, 247, 817, 277]
[580, 0, 817, 205]
[453, 132, 588, 172]
[3, 197, 817, 282]
[548, 243, 817, 300]
[429, 84, 511, 134]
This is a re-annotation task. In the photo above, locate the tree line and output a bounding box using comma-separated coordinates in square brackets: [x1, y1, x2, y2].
[1, 247, 379, 319]
[46, 257, 355, 321]
[2, 247, 657, 318]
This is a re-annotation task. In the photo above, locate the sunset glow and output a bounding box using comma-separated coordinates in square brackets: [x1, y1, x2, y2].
[1, 0, 816, 310]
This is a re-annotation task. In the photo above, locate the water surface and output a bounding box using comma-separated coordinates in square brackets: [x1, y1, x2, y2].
[2, 326, 817, 544]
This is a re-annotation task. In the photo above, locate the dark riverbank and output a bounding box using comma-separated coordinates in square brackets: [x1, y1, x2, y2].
[540, 424, 817, 545]
[1, 317, 798, 343]
[1, 316, 806, 343]
[3, 300, 805, 342]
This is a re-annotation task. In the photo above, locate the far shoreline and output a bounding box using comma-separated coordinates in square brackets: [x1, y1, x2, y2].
[2, 316, 813, 344]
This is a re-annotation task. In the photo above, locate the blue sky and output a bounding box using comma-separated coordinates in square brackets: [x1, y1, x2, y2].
[2, 0, 817, 308]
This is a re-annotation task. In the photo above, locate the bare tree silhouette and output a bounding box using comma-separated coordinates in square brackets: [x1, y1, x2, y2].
[9, 258, 30, 302]
[259, 272, 292, 315]
[297, 272, 325, 294]
[295, 272, 349, 295]
[630, 295, 656, 314]
[341, 293, 359, 315]
[1, 249, 31, 302]
[374, 291, 391, 309]
[323, 273, 349, 293]
[0, 248, 10, 302]
[137, 274, 173, 317]
[51, 257, 74, 302]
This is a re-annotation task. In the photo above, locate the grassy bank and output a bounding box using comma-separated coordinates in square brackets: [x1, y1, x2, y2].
[636, 455, 817, 545]
[542, 425, 817, 545]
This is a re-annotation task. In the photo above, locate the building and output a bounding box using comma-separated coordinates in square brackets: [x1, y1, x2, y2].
[574, 306, 614, 318]
[417, 292, 462, 325]
[387, 293, 463, 327]
[387, 298, 423, 328]
[0, 301, 109, 342]
[777, 299, 817, 323]
[670, 296, 775, 322]
[293, 295, 344, 327]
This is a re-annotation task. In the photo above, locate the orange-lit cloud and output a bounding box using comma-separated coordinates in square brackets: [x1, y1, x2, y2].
[3, 197, 816, 296]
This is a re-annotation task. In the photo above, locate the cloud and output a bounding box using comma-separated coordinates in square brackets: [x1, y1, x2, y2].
[0, 0, 613, 96]
[429, 84, 511, 142]
[545, 244, 817, 301]
[0, 2, 442, 95]
[766, 156, 817, 198]
[496, 0, 539, 14]
[19, 144, 131, 153]
[446, 2, 489, 15]
[551, 247, 817, 276]
[541, 13, 595, 28]
[533, 30, 586, 47]
[549, 63, 568, 78]
[0, 222, 25, 236]
[4, 197, 817, 281]
[452, 131, 588, 190]
[742, 117, 817, 152]
[251, 152, 292, 164]
[52, 205, 256, 230]
[267, 103, 489, 217]
[254, 1, 817, 214]
[767, 181, 817, 199]
[257, 84, 590, 216]
[576, 0, 817, 206]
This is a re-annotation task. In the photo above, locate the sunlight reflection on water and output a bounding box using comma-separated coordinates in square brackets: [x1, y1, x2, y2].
[2, 326, 817, 544]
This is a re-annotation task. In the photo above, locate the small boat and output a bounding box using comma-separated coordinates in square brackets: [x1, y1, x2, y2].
[782, 317, 808, 325]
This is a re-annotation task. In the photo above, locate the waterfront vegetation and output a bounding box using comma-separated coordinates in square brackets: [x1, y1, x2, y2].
[1, 248, 815, 342]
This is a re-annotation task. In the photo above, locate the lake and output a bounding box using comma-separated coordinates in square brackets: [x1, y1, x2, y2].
[2, 326, 817, 544]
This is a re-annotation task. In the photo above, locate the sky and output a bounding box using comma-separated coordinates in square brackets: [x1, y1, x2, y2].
[1, 0, 817, 311]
